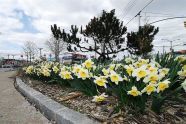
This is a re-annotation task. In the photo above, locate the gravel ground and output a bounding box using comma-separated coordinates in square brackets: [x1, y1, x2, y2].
[0, 71, 50, 124]
[23, 78, 186, 124]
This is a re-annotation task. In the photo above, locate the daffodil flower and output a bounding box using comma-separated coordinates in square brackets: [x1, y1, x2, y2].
[110, 71, 123, 85]
[181, 79, 186, 92]
[141, 84, 156, 95]
[59, 70, 73, 80]
[124, 64, 134, 76]
[92, 93, 108, 102]
[26, 66, 34, 74]
[157, 79, 170, 93]
[132, 66, 148, 81]
[78, 68, 90, 80]
[102, 68, 110, 76]
[143, 73, 159, 84]
[127, 86, 141, 97]
[83, 59, 94, 69]
[41, 68, 51, 77]
[94, 76, 107, 88]
[52, 66, 59, 73]
[159, 68, 169, 77]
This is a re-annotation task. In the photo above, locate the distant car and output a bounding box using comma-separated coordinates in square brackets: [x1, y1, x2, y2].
[2, 64, 13, 68]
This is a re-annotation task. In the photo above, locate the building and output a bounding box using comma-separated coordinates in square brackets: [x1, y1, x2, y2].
[173, 50, 186, 56]
[1, 59, 26, 68]
[60, 52, 87, 64]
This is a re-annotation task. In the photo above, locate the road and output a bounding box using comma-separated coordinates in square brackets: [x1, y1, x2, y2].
[0, 70, 50, 124]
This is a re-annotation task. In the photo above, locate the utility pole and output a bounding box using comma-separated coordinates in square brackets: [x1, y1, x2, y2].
[137, 11, 141, 30]
[163, 45, 165, 54]
[38, 48, 43, 58]
[170, 41, 173, 52]
[162, 39, 180, 53]
[8, 54, 10, 59]
[26, 53, 28, 63]
[29, 52, 32, 63]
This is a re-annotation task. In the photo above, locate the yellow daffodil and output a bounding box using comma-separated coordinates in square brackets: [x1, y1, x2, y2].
[109, 64, 116, 70]
[159, 68, 169, 76]
[52, 66, 59, 73]
[72, 65, 81, 75]
[178, 70, 186, 78]
[183, 65, 186, 70]
[132, 66, 148, 81]
[26, 66, 34, 74]
[181, 79, 186, 92]
[102, 68, 109, 76]
[143, 73, 159, 84]
[141, 84, 156, 95]
[83, 59, 94, 69]
[110, 71, 123, 85]
[138, 59, 149, 65]
[94, 76, 107, 88]
[134, 61, 143, 68]
[127, 86, 141, 97]
[41, 68, 51, 77]
[124, 64, 134, 76]
[92, 93, 108, 102]
[148, 67, 158, 74]
[175, 55, 186, 62]
[59, 70, 73, 80]
[157, 79, 170, 93]
[78, 68, 89, 80]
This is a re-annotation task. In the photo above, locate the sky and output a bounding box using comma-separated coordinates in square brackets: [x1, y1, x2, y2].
[0, 0, 186, 59]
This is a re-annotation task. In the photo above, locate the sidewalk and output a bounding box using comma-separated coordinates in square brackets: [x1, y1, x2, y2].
[0, 71, 50, 124]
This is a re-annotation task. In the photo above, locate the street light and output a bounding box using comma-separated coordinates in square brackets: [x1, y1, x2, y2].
[38, 48, 43, 58]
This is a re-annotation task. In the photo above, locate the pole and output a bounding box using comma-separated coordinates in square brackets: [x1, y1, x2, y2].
[39, 48, 43, 58]
[138, 11, 141, 30]
[8, 54, 9, 59]
[163, 45, 165, 54]
[29, 52, 32, 63]
[170, 41, 173, 52]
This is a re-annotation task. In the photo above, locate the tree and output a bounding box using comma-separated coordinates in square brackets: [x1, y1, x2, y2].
[46, 35, 67, 62]
[51, 9, 127, 61]
[127, 24, 159, 58]
[23, 41, 38, 62]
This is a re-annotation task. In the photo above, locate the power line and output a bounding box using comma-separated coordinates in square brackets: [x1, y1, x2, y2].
[149, 16, 186, 24]
[125, 0, 155, 26]
[121, 0, 138, 19]
[142, 12, 177, 17]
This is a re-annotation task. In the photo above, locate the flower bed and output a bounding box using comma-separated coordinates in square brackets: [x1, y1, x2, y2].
[21, 54, 186, 123]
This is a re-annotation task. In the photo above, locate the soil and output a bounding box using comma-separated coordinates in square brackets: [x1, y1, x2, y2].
[21, 77, 186, 124]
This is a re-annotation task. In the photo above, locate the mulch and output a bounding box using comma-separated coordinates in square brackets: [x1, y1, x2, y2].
[21, 77, 186, 124]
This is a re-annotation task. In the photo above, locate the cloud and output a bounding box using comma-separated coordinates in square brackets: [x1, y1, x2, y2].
[0, 0, 186, 58]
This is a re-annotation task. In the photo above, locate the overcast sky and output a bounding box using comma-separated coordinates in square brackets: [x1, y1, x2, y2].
[0, 0, 186, 58]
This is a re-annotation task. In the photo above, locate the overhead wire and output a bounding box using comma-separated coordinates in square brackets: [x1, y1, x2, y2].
[125, 0, 155, 26]
[121, 0, 138, 19]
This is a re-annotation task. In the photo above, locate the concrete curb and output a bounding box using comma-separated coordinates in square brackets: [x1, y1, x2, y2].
[15, 77, 99, 124]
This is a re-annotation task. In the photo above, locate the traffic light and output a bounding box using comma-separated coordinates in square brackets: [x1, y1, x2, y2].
[184, 21, 186, 28]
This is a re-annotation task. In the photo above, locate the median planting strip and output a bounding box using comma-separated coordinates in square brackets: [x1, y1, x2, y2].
[15, 77, 99, 124]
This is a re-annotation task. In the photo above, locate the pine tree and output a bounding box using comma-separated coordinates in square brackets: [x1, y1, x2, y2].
[51, 9, 127, 61]
[127, 24, 159, 58]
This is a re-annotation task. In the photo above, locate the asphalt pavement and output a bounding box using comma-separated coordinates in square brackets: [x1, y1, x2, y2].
[0, 70, 50, 124]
